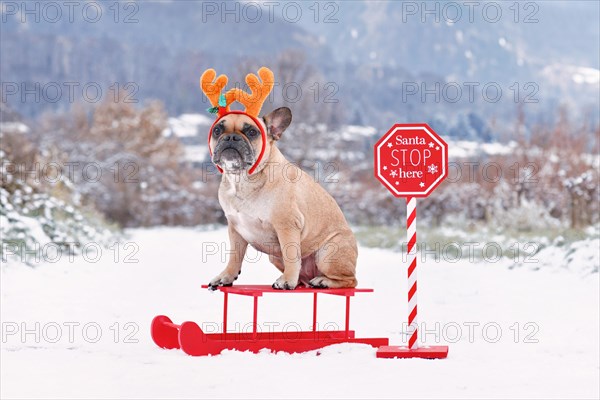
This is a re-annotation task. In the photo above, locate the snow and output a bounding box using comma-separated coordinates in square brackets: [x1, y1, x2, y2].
[1, 227, 598, 399]
[0, 122, 30, 134]
[523, 238, 600, 275]
[165, 114, 212, 138]
[448, 140, 517, 158]
[14, 215, 50, 244]
[340, 125, 377, 140]
[541, 64, 600, 86]
[572, 68, 600, 84]
[183, 145, 209, 163]
[161, 113, 213, 162]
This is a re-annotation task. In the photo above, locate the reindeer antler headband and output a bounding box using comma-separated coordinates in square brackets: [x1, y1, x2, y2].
[200, 67, 275, 175]
[200, 67, 274, 118]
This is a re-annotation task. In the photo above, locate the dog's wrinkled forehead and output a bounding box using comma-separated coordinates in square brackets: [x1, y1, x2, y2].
[216, 113, 265, 134]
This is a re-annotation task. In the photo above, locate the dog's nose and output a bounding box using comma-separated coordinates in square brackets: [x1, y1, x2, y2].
[223, 134, 241, 142]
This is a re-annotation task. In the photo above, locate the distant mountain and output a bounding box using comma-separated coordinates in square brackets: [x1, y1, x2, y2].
[0, 1, 328, 117]
[298, 1, 599, 77]
[297, 1, 599, 125]
[1, 1, 598, 135]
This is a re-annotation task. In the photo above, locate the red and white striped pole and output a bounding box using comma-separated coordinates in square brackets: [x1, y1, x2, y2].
[377, 194, 448, 358]
[375, 124, 449, 359]
[406, 196, 418, 349]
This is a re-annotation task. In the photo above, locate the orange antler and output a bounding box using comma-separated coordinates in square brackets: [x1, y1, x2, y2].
[227, 67, 274, 117]
[200, 69, 229, 109]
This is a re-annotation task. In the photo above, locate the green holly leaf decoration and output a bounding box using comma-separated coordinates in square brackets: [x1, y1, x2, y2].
[207, 93, 226, 114]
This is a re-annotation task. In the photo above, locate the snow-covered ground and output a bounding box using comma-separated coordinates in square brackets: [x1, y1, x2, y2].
[1, 227, 598, 399]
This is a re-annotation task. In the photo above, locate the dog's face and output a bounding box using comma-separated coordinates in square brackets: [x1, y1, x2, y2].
[209, 107, 292, 173]
[210, 113, 261, 172]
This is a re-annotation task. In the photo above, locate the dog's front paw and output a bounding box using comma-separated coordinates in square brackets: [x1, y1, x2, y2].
[272, 275, 298, 290]
[208, 272, 238, 290]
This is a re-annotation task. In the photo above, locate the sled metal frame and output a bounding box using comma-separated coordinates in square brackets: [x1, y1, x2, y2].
[151, 285, 389, 356]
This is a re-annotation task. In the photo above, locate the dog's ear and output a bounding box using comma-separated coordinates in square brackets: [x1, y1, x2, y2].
[263, 107, 292, 141]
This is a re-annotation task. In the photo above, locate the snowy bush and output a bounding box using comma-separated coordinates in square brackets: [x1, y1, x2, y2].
[515, 236, 600, 275]
[0, 183, 115, 266]
[1, 135, 115, 266]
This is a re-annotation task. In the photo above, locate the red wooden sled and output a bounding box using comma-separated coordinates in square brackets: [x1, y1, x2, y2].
[151, 285, 389, 356]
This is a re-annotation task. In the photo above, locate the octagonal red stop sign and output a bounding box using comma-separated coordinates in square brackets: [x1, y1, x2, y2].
[374, 123, 448, 198]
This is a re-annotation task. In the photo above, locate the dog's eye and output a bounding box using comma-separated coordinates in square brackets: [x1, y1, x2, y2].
[213, 125, 222, 137]
[247, 128, 259, 138]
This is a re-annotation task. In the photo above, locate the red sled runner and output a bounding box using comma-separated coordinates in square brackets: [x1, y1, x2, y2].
[151, 285, 389, 356]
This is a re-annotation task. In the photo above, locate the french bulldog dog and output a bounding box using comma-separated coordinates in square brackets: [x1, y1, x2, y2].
[202, 67, 357, 290]
[207, 108, 358, 290]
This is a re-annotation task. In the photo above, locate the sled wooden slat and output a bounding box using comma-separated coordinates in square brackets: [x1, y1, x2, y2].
[201, 284, 373, 297]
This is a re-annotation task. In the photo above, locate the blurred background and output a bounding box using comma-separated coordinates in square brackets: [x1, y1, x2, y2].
[1, 0, 599, 267]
